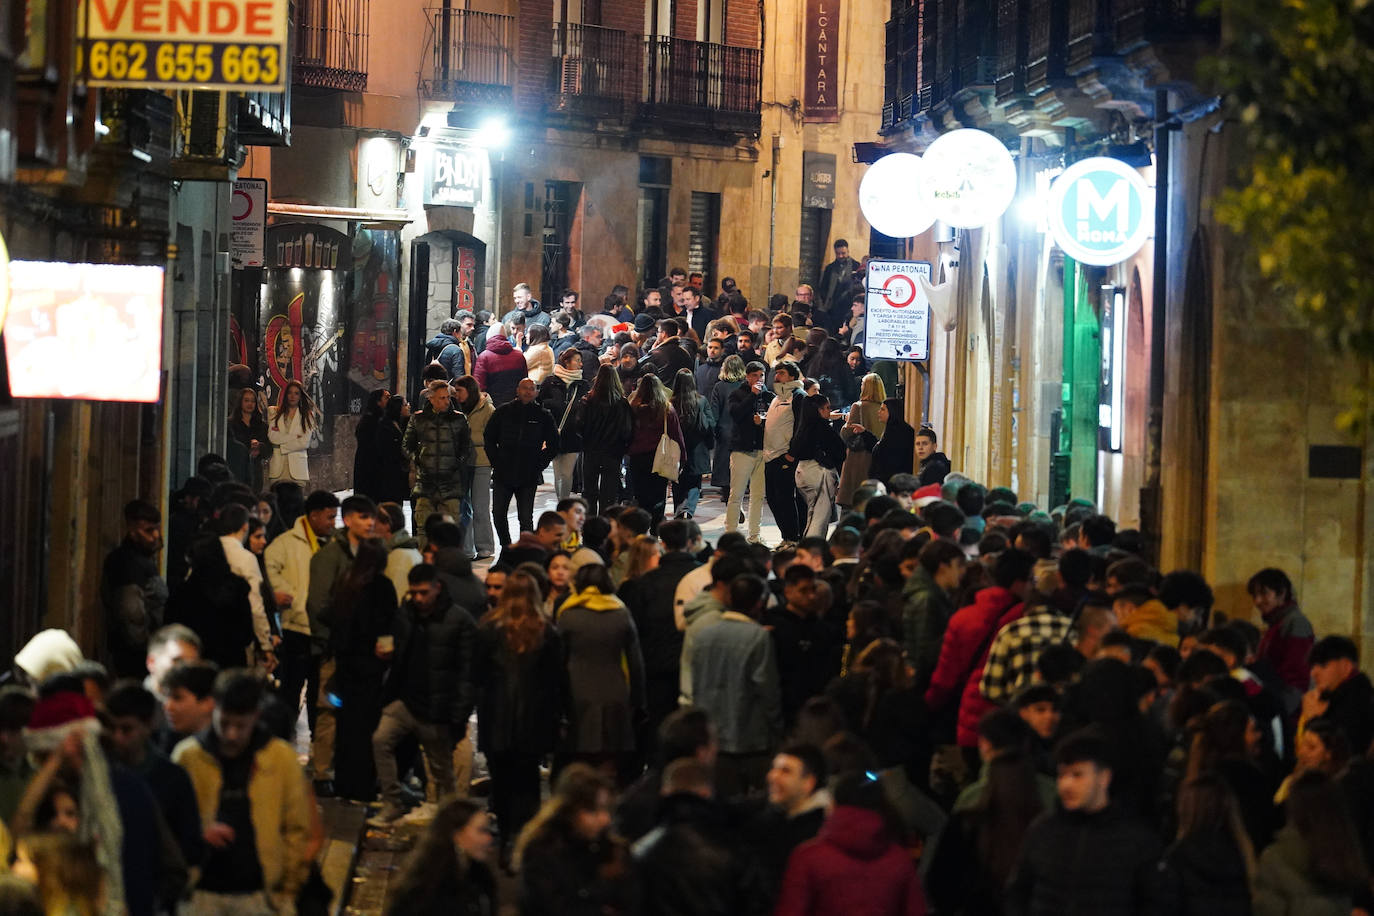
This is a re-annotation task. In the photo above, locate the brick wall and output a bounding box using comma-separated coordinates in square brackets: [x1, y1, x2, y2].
[675, 0, 698, 38]
[725, 0, 757, 47]
[517, 0, 554, 108]
[601, 0, 642, 36]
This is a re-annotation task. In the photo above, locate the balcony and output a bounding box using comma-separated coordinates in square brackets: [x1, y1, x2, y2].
[294, 0, 369, 92]
[549, 24, 641, 118]
[422, 8, 515, 106]
[643, 37, 761, 133]
[1065, 0, 1115, 75]
[545, 28, 760, 135]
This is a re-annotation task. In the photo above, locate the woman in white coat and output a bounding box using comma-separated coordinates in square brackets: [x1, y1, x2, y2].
[267, 380, 317, 487]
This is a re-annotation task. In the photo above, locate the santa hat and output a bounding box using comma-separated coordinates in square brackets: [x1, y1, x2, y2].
[24, 691, 101, 754]
[913, 484, 944, 509]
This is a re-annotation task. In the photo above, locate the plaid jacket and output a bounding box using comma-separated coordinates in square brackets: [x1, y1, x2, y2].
[980, 610, 1074, 702]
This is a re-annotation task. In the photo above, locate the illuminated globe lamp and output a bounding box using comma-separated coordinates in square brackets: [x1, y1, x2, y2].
[922, 128, 1018, 229]
[858, 153, 936, 239]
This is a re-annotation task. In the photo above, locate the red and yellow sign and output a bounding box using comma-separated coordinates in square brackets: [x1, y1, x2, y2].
[78, 0, 288, 91]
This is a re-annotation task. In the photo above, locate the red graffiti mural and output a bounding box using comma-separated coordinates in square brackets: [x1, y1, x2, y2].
[456, 246, 476, 313]
[228, 315, 249, 366]
[265, 291, 306, 391]
[349, 272, 395, 384]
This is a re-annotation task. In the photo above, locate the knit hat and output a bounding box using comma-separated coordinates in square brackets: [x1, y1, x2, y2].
[633, 313, 657, 334]
[912, 484, 944, 509]
[987, 486, 1018, 506]
[23, 691, 100, 754]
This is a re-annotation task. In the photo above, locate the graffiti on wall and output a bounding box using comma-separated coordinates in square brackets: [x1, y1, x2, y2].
[345, 229, 400, 407]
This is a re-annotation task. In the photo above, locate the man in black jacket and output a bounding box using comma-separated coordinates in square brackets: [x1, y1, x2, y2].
[1306, 635, 1374, 755]
[622, 519, 702, 741]
[642, 319, 695, 381]
[1007, 727, 1166, 916]
[724, 362, 773, 542]
[370, 564, 477, 825]
[101, 499, 168, 678]
[633, 758, 771, 916]
[483, 379, 559, 547]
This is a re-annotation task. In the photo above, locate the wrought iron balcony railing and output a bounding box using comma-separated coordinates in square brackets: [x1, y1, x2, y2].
[294, 0, 369, 92]
[422, 8, 515, 105]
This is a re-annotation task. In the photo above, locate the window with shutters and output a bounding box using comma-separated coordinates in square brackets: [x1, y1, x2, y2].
[799, 206, 832, 289]
[688, 192, 720, 294]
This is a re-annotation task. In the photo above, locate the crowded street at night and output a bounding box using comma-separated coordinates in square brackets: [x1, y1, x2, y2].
[2, 0, 1373, 913]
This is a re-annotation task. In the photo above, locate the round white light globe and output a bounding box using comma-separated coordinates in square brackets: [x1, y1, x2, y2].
[922, 128, 1018, 229]
[858, 153, 935, 239]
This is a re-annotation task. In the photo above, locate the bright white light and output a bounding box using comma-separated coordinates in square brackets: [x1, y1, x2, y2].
[473, 117, 512, 150]
[1016, 197, 1043, 228]
[858, 153, 935, 239]
[922, 129, 1018, 228]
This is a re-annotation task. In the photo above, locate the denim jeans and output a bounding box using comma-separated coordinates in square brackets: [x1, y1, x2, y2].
[672, 473, 702, 517]
[465, 466, 495, 557]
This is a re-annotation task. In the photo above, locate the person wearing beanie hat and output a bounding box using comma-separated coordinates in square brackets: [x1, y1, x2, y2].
[987, 486, 1017, 506]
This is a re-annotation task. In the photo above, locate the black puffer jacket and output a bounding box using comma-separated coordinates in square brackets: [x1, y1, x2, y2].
[483, 399, 558, 487]
[643, 340, 694, 380]
[918, 450, 952, 486]
[403, 403, 473, 500]
[727, 383, 773, 452]
[580, 395, 633, 456]
[1006, 804, 1166, 916]
[384, 592, 476, 729]
[674, 398, 716, 476]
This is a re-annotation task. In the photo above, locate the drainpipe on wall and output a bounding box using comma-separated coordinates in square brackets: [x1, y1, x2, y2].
[1141, 88, 1171, 565]
[767, 133, 780, 295]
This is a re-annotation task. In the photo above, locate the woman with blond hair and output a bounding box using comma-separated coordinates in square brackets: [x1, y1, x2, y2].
[474, 568, 563, 868]
[837, 372, 886, 507]
[267, 379, 317, 487]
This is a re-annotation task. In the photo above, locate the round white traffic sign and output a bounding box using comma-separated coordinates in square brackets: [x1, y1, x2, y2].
[858, 153, 935, 239]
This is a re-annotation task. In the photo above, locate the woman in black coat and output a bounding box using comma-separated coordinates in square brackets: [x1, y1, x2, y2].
[1161, 773, 1254, 916]
[473, 569, 564, 865]
[578, 365, 633, 515]
[373, 395, 412, 504]
[867, 397, 915, 487]
[538, 349, 590, 501]
[669, 368, 715, 520]
[387, 799, 499, 916]
[708, 355, 747, 502]
[164, 535, 254, 671]
[325, 539, 396, 801]
[352, 389, 389, 499]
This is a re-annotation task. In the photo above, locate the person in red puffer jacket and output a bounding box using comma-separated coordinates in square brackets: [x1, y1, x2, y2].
[924, 549, 1036, 753]
[774, 771, 927, 916]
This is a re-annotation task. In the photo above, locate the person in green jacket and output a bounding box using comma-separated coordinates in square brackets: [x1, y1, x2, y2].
[901, 538, 966, 691]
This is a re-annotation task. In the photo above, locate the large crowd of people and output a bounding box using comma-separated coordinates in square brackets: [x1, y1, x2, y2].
[4, 257, 1373, 916]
